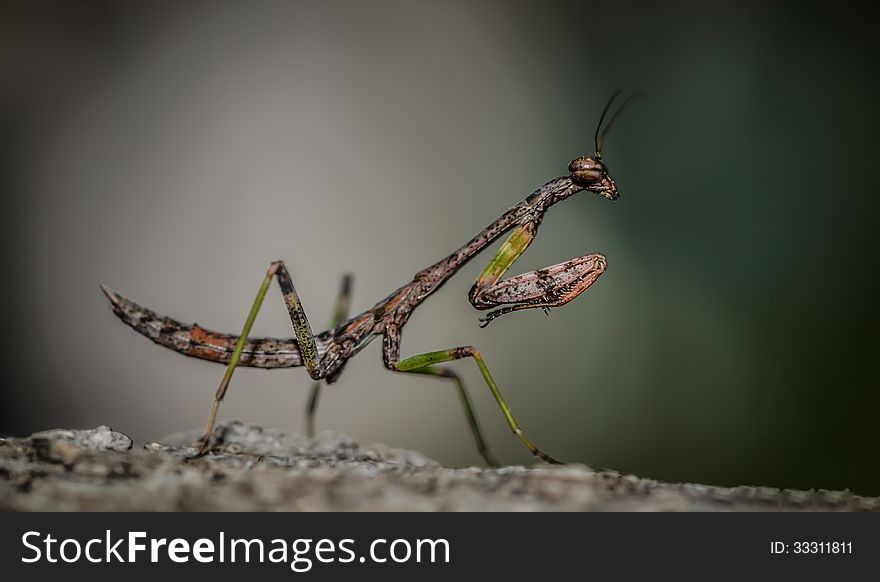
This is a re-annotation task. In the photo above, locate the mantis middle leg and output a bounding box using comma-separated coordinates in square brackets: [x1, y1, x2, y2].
[407, 366, 499, 467]
[197, 260, 321, 454]
[383, 325, 555, 465]
[386, 221, 606, 463]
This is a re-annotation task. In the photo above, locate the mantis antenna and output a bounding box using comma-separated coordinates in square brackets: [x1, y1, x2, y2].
[594, 90, 641, 158]
[103, 99, 629, 466]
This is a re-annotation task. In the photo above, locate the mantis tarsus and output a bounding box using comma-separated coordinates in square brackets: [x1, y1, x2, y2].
[102, 93, 632, 466]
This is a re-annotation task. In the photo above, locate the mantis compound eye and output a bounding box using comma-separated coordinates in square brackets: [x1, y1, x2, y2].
[568, 156, 619, 200]
[568, 156, 605, 184]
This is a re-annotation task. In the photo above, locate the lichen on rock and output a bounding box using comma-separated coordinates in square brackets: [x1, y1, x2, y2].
[1, 421, 876, 511]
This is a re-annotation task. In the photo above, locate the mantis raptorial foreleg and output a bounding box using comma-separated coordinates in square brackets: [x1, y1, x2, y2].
[378, 221, 607, 464]
[469, 222, 607, 327]
[197, 260, 321, 454]
[106, 93, 635, 465]
[305, 273, 353, 438]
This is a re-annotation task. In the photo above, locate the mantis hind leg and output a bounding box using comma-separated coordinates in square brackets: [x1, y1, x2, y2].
[197, 260, 322, 454]
[305, 273, 353, 438]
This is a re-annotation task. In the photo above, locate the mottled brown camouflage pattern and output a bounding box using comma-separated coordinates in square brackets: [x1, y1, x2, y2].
[103, 156, 621, 464]
[101, 285, 314, 368]
[102, 171, 619, 378]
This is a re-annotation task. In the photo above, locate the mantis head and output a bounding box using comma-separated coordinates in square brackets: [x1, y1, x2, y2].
[569, 156, 618, 200]
[569, 90, 639, 201]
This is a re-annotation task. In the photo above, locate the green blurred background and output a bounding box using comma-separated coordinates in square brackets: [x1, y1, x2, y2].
[2, 1, 878, 494]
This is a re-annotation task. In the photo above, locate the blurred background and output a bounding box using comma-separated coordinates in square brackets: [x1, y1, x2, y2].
[2, 1, 878, 494]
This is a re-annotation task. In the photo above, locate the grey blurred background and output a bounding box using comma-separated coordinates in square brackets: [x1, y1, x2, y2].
[2, 1, 878, 494]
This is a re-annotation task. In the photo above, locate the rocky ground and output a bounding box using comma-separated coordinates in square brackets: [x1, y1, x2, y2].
[1, 421, 876, 511]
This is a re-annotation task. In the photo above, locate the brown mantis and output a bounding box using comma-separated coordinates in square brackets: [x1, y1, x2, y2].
[102, 93, 633, 466]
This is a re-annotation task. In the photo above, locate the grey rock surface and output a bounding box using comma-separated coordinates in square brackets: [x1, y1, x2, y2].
[1, 421, 876, 511]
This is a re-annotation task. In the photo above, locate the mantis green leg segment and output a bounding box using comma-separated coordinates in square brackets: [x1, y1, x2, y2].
[305, 273, 353, 438]
[197, 260, 321, 454]
[469, 221, 537, 304]
[106, 106, 633, 466]
[394, 346, 562, 464]
[405, 367, 499, 467]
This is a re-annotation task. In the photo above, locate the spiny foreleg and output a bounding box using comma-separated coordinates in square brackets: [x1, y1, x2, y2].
[469, 222, 606, 327]
[476, 254, 606, 327]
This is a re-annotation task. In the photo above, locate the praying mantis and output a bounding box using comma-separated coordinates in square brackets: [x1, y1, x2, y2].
[102, 93, 634, 466]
